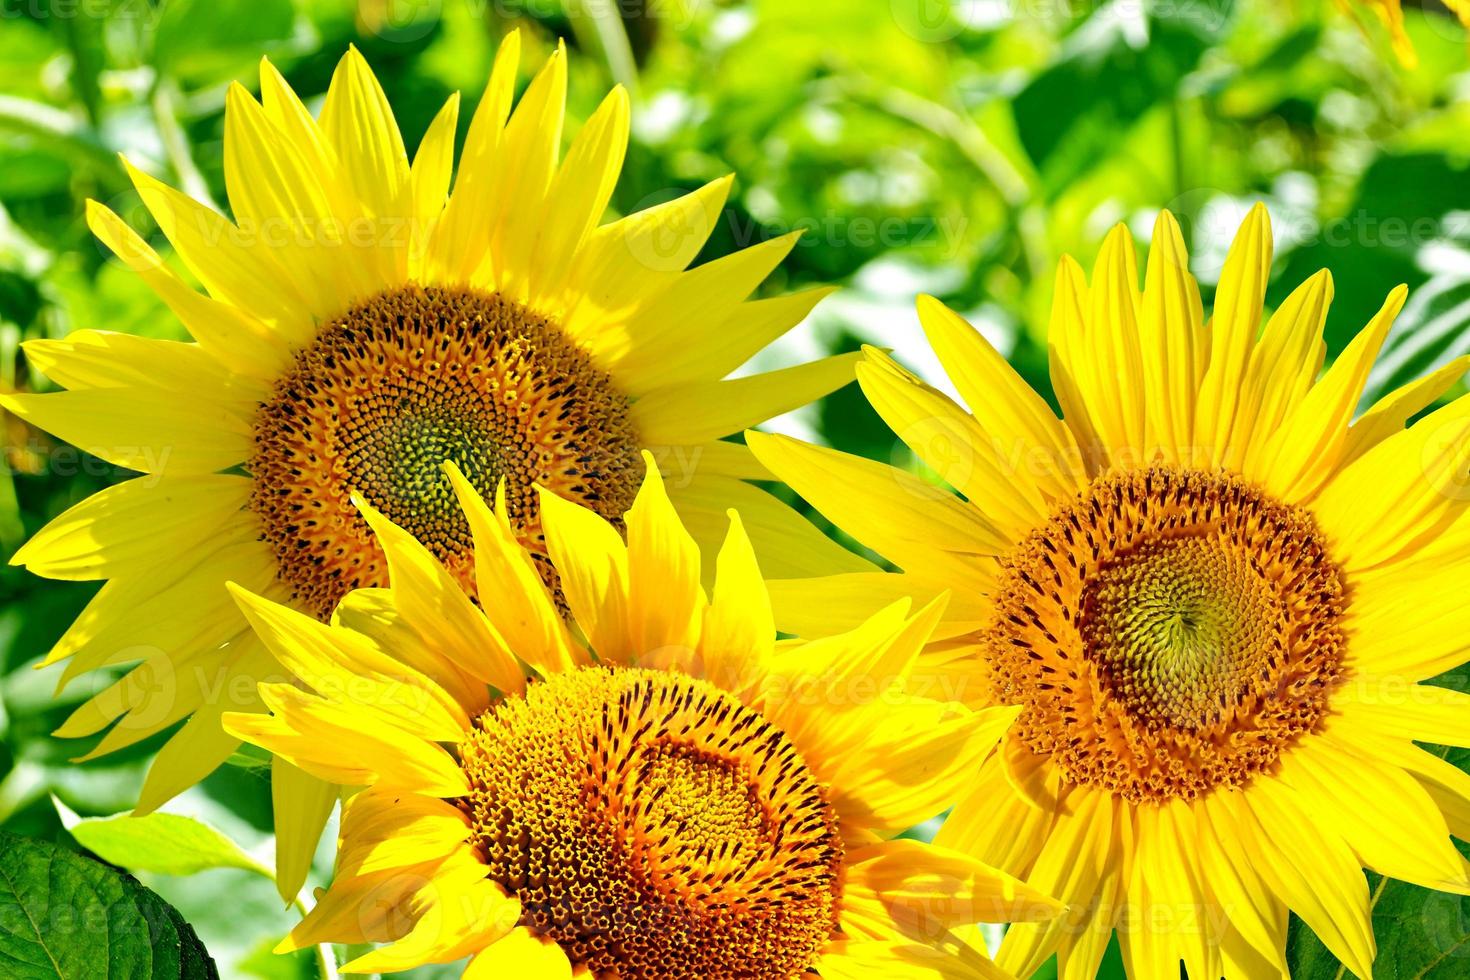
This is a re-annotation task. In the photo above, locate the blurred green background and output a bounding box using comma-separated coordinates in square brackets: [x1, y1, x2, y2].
[2, 0, 1470, 977]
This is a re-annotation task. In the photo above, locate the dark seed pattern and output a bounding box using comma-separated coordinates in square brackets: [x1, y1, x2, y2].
[459, 666, 843, 979]
[248, 284, 644, 618]
[988, 467, 1348, 804]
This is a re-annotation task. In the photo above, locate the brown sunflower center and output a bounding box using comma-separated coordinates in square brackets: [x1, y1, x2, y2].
[459, 666, 843, 980]
[248, 284, 643, 618]
[989, 467, 1348, 804]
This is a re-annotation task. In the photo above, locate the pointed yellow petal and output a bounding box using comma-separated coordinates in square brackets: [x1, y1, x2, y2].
[1344, 354, 1470, 467]
[408, 92, 460, 232]
[624, 456, 704, 661]
[699, 511, 775, 692]
[485, 42, 568, 301]
[228, 583, 471, 741]
[857, 346, 1053, 536]
[84, 199, 297, 376]
[918, 294, 1085, 498]
[1139, 210, 1205, 462]
[10, 475, 248, 581]
[426, 29, 520, 283]
[529, 86, 629, 308]
[745, 430, 1006, 575]
[536, 483, 631, 662]
[356, 496, 525, 695]
[1196, 202, 1272, 468]
[632, 351, 859, 447]
[319, 46, 410, 221]
[272, 757, 337, 903]
[663, 471, 874, 582]
[1259, 285, 1405, 501]
[443, 464, 583, 677]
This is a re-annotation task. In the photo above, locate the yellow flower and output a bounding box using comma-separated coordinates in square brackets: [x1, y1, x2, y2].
[749, 205, 1470, 978]
[221, 456, 1059, 977]
[1, 33, 866, 860]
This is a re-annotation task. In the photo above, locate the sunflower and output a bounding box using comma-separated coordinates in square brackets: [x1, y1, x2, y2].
[219, 454, 1059, 977]
[0, 31, 867, 890]
[748, 205, 1470, 978]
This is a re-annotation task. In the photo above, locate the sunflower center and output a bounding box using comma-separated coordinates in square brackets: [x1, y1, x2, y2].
[989, 467, 1347, 804]
[459, 666, 843, 980]
[248, 284, 643, 618]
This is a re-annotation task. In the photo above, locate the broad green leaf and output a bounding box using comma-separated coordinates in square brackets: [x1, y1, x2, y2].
[0, 829, 218, 979]
[56, 801, 270, 880]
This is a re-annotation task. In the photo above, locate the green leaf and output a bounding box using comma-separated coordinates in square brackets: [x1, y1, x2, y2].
[151, 0, 298, 87]
[0, 829, 218, 979]
[56, 801, 270, 881]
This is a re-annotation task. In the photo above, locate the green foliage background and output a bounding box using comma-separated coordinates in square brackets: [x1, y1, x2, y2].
[1, 0, 1469, 976]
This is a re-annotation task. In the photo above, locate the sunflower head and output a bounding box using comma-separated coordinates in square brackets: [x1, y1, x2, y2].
[2, 32, 869, 834]
[750, 204, 1470, 980]
[223, 454, 1060, 977]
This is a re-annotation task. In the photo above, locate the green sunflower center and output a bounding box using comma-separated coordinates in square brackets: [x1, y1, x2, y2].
[459, 665, 843, 980]
[248, 283, 643, 618]
[1082, 535, 1283, 730]
[989, 467, 1348, 804]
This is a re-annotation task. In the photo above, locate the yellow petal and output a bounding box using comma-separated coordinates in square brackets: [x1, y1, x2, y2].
[1, 386, 250, 475]
[536, 483, 631, 661]
[845, 838, 1061, 931]
[1277, 736, 1468, 892]
[229, 583, 471, 741]
[918, 294, 1085, 498]
[444, 465, 583, 677]
[225, 683, 469, 797]
[319, 46, 410, 221]
[699, 510, 775, 693]
[1312, 394, 1470, 570]
[272, 757, 337, 903]
[357, 496, 525, 695]
[1228, 783, 1375, 978]
[407, 92, 460, 240]
[624, 454, 705, 661]
[10, 474, 248, 581]
[337, 787, 472, 878]
[84, 199, 298, 376]
[745, 430, 1006, 576]
[529, 86, 629, 308]
[559, 174, 731, 350]
[1082, 223, 1147, 458]
[341, 869, 517, 973]
[463, 927, 572, 979]
[857, 346, 1052, 536]
[1139, 210, 1205, 462]
[663, 471, 874, 581]
[1258, 285, 1405, 501]
[767, 571, 977, 642]
[484, 42, 568, 302]
[631, 350, 859, 446]
[596, 232, 804, 393]
[426, 30, 520, 283]
[121, 159, 311, 336]
[1344, 354, 1470, 468]
[1196, 202, 1272, 470]
[995, 788, 1115, 979]
[1047, 255, 1107, 475]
